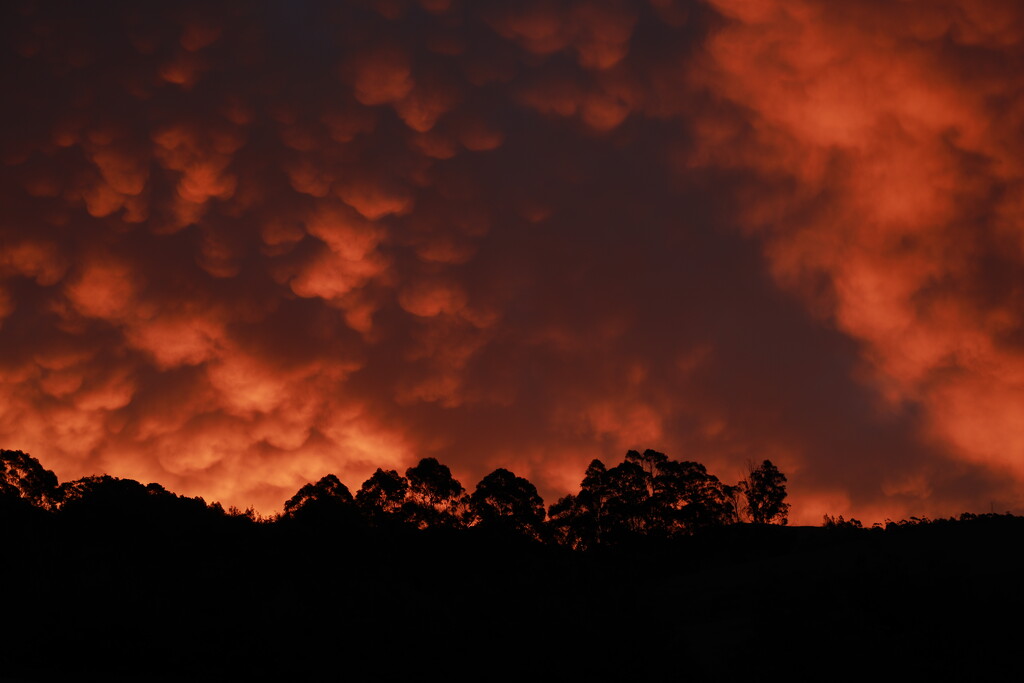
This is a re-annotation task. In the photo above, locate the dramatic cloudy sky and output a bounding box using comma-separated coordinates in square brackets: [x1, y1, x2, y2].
[3, 0, 1024, 523]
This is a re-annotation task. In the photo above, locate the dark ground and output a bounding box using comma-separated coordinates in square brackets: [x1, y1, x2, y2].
[2, 503, 1022, 682]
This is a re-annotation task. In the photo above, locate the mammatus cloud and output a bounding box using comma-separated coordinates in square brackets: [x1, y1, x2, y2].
[695, 0, 1024, 509]
[0, 0, 1021, 522]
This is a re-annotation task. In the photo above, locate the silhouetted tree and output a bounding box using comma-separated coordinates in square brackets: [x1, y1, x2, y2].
[549, 452, 740, 545]
[469, 468, 545, 537]
[546, 459, 610, 549]
[604, 460, 651, 538]
[547, 494, 587, 549]
[60, 475, 154, 509]
[549, 457, 664, 547]
[1, 449, 60, 510]
[404, 458, 466, 529]
[58, 475, 212, 528]
[282, 474, 356, 523]
[577, 458, 612, 545]
[823, 514, 862, 529]
[625, 449, 668, 495]
[225, 504, 265, 523]
[355, 468, 409, 522]
[654, 460, 737, 534]
[742, 460, 789, 525]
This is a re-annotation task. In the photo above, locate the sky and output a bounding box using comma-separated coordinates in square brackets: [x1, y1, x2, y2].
[3, 0, 1024, 524]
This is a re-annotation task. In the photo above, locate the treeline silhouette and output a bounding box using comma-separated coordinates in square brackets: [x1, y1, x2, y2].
[3, 447, 1023, 681]
[1, 447, 789, 545]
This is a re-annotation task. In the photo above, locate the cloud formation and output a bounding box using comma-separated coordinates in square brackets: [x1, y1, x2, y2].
[1, 0, 1022, 522]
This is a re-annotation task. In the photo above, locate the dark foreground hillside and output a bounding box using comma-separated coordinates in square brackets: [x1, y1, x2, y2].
[3, 503, 1023, 682]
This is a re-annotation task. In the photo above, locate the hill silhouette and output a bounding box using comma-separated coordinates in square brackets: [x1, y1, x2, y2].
[2, 448, 1022, 680]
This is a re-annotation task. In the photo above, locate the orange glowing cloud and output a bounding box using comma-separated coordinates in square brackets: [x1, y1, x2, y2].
[694, 0, 1024, 508]
[126, 313, 224, 369]
[64, 256, 138, 321]
[2, 0, 1023, 525]
[399, 278, 468, 318]
[348, 44, 415, 106]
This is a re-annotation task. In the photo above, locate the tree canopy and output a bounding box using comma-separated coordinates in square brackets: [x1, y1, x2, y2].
[282, 474, 357, 525]
[1, 449, 60, 510]
[742, 460, 789, 525]
[355, 468, 409, 520]
[404, 457, 466, 529]
[469, 468, 545, 537]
